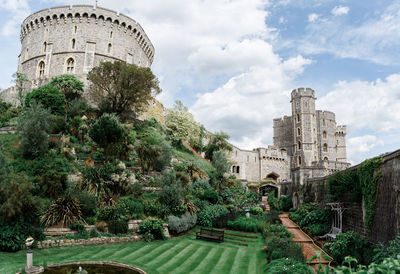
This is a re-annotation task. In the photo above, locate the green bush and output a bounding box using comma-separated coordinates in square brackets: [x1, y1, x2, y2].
[333, 255, 400, 273]
[69, 220, 86, 232]
[373, 233, 400, 263]
[89, 229, 100, 238]
[97, 205, 127, 222]
[201, 189, 219, 204]
[25, 83, 66, 115]
[227, 216, 261, 232]
[73, 191, 98, 217]
[138, 218, 165, 241]
[262, 224, 293, 240]
[265, 236, 305, 262]
[278, 195, 293, 211]
[265, 258, 313, 274]
[250, 206, 263, 216]
[197, 204, 229, 227]
[168, 213, 197, 235]
[325, 231, 366, 264]
[0, 223, 44, 252]
[107, 220, 128, 235]
[143, 199, 162, 217]
[118, 197, 143, 219]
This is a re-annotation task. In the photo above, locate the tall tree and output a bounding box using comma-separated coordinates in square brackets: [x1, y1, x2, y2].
[12, 72, 29, 107]
[205, 131, 232, 160]
[87, 61, 161, 117]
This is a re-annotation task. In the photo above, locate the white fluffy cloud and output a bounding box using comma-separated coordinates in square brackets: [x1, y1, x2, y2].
[347, 135, 384, 164]
[331, 5, 349, 16]
[318, 74, 400, 133]
[308, 13, 319, 22]
[0, 0, 30, 36]
[191, 43, 311, 149]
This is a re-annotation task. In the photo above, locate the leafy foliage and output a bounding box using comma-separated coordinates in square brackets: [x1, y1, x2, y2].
[324, 231, 367, 264]
[87, 61, 161, 117]
[265, 258, 312, 274]
[41, 196, 83, 227]
[265, 236, 305, 262]
[50, 74, 84, 101]
[205, 131, 232, 160]
[0, 100, 20, 127]
[18, 101, 54, 158]
[197, 204, 229, 227]
[108, 219, 128, 235]
[373, 233, 400, 263]
[167, 213, 197, 235]
[262, 224, 293, 240]
[138, 218, 166, 241]
[0, 223, 44, 252]
[25, 83, 66, 115]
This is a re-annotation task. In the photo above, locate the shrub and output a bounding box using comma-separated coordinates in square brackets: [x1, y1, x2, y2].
[25, 83, 66, 115]
[69, 220, 85, 232]
[73, 191, 98, 217]
[227, 216, 260, 232]
[373, 233, 400, 263]
[325, 231, 366, 264]
[197, 204, 229, 227]
[118, 197, 143, 219]
[168, 213, 197, 235]
[108, 220, 128, 235]
[89, 229, 100, 238]
[143, 199, 162, 217]
[201, 189, 219, 204]
[0, 223, 44, 252]
[265, 258, 312, 274]
[213, 212, 238, 228]
[278, 195, 293, 211]
[250, 206, 263, 216]
[262, 224, 293, 240]
[265, 236, 305, 262]
[95, 221, 108, 232]
[41, 196, 83, 227]
[138, 218, 166, 241]
[97, 205, 127, 222]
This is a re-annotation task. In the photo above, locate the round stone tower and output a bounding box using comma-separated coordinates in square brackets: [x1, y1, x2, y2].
[17, 5, 154, 89]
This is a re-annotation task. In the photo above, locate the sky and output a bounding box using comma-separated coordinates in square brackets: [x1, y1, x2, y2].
[1, 0, 400, 165]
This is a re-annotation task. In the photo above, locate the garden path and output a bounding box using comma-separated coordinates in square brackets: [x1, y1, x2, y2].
[279, 213, 333, 270]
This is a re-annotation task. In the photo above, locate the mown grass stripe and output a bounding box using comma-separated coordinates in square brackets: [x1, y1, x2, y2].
[230, 245, 249, 274]
[159, 244, 207, 273]
[189, 247, 221, 274]
[208, 247, 237, 274]
[134, 241, 174, 264]
[146, 241, 194, 268]
[222, 247, 239, 274]
[172, 245, 212, 274]
[117, 243, 157, 260]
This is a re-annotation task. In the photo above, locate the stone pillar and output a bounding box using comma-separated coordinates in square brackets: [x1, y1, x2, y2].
[27, 249, 33, 269]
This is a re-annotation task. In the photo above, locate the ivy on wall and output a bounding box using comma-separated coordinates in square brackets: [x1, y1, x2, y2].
[328, 157, 383, 230]
[358, 157, 383, 230]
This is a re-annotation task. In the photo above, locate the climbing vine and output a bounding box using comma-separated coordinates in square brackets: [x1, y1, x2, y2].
[358, 157, 383, 230]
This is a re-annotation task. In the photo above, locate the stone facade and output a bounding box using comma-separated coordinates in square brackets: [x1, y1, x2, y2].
[230, 87, 350, 190]
[0, 5, 153, 104]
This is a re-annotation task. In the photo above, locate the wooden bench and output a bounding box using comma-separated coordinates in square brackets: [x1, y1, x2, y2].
[196, 228, 224, 243]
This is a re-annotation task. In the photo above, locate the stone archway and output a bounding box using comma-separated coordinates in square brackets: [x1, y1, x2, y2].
[260, 183, 280, 197]
[266, 172, 280, 182]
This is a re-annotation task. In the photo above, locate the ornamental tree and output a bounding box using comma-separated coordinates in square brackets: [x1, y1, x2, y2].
[87, 61, 161, 117]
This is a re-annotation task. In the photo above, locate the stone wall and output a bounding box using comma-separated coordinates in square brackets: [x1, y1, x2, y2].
[302, 149, 400, 243]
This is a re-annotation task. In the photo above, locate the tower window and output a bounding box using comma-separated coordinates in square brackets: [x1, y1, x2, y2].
[110, 31, 113, 38]
[323, 143, 328, 152]
[323, 131, 327, 138]
[38, 61, 45, 77]
[324, 157, 328, 161]
[236, 166, 240, 173]
[298, 141, 301, 150]
[297, 128, 301, 136]
[108, 43, 112, 53]
[42, 42, 47, 53]
[323, 119, 326, 126]
[66, 58, 75, 74]
[296, 114, 300, 122]
[74, 26, 77, 33]
[71, 39, 76, 49]
[298, 156, 302, 165]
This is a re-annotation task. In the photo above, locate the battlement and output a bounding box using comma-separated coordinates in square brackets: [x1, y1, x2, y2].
[273, 115, 292, 126]
[336, 125, 346, 135]
[291, 87, 316, 101]
[316, 110, 335, 120]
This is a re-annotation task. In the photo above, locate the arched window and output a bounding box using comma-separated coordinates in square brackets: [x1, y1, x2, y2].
[323, 131, 327, 138]
[43, 42, 47, 53]
[66, 58, 75, 74]
[323, 143, 328, 152]
[232, 166, 236, 173]
[71, 39, 76, 49]
[298, 141, 301, 150]
[324, 157, 328, 161]
[236, 166, 240, 173]
[296, 114, 300, 122]
[297, 128, 301, 136]
[108, 43, 112, 53]
[38, 61, 45, 77]
[298, 156, 302, 165]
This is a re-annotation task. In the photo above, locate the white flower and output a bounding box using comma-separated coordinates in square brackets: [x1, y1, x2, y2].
[117, 161, 126, 170]
[111, 174, 120, 181]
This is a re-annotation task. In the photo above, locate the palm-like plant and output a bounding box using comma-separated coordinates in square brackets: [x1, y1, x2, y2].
[41, 196, 83, 227]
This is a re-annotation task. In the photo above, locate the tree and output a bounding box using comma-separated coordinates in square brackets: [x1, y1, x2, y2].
[41, 195, 83, 227]
[87, 61, 161, 117]
[25, 83, 66, 116]
[205, 131, 232, 160]
[89, 114, 126, 161]
[211, 150, 230, 191]
[12, 72, 29, 107]
[18, 101, 54, 158]
[165, 100, 200, 143]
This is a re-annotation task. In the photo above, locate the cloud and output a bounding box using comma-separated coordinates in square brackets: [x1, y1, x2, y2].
[317, 74, 400, 134]
[299, 3, 400, 65]
[191, 43, 311, 149]
[347, 135, 384, 164]
[0, 0, 30, 36]
[331, 5, 349, 16]
[308, 13, 319, 22]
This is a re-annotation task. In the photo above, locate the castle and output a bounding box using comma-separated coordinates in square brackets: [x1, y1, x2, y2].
[0, 5, 154, 105]
[229, 88, 351, 194]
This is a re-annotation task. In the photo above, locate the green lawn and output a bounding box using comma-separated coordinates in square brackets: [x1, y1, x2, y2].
[0, 231, 266, 274]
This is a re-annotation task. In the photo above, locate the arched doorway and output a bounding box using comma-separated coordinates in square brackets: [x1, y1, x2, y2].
[260, 184, 279, 197]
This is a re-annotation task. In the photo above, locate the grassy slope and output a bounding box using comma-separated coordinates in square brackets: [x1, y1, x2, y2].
[0, 233, 265, 274]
